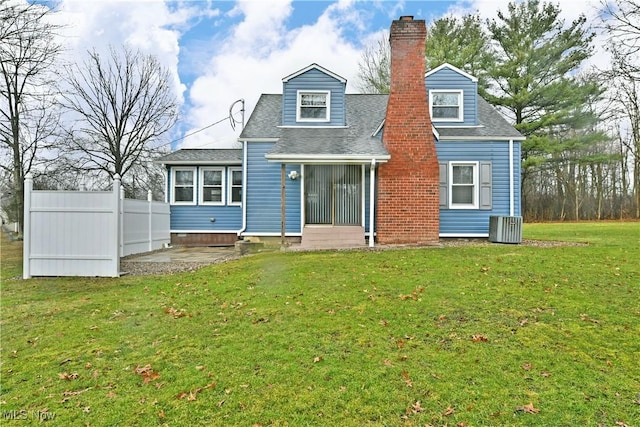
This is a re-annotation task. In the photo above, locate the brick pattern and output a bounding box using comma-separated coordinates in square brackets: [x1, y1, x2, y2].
[377, 17, 440, 244]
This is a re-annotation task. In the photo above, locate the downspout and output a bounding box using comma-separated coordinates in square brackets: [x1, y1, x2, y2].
[509, 139, 514, 216]
[369, 159, 376, 248]
[161, 164, 168, 203]
[238, 141, 248, 237]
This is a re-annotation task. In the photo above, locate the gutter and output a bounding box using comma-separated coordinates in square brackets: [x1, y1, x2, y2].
[237, 140, 248, 237]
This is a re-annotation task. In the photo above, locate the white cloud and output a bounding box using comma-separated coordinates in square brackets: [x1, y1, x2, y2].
[181, 0, 370, 149]
[50, 0, 218, 109]
[40, 0, 608, 152]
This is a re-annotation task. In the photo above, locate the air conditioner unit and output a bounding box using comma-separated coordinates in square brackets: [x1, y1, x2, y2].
[489, 216, 522, 244]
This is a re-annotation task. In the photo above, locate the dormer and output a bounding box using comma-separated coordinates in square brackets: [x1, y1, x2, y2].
[281, 63, 347, 127]
[425, 63, 478, 126]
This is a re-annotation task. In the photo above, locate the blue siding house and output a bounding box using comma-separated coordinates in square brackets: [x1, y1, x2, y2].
[157, 16, 524, 248]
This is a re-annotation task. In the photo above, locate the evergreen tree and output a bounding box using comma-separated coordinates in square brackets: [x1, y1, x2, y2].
[426, 14, 492, 94]
[485, 0, 600, 169]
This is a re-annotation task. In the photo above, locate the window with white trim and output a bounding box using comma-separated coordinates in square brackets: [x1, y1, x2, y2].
[450, 162, 478, 209]
[430, 90, 463, 121]
[297, 90, 330, 122]
[199, 167, 225, 205]
[171, 168, 196, 204]
[228, 167, 242, 205]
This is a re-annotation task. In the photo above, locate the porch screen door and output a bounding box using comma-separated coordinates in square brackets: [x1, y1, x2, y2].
[305, 165, 361, 225]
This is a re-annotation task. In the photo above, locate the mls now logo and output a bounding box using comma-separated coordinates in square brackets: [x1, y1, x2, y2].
[3, 410, 56, 421]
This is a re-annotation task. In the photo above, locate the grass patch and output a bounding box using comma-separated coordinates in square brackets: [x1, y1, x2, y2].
[1, 222, 639, 425]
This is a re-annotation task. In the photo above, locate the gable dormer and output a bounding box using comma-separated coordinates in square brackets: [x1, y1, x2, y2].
[425, 63, 478, 126]
[281, 63, 347, 127]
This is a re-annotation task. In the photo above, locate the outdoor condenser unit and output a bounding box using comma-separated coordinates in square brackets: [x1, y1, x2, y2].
[488, 216, 523, 244]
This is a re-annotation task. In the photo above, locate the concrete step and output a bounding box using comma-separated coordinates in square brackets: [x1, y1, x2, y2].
[300, 226, 365, 249]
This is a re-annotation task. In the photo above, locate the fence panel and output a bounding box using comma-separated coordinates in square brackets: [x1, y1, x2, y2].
[23, 175, 170, 278]
[122, 193, 170, 256]
[23, 176, 120, 278]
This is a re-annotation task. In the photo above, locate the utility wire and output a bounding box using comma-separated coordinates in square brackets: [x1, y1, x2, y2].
[158, 115, 231, 149]
[158, 99, 245, 150]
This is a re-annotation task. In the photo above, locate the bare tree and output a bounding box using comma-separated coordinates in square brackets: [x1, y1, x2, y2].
[600, 0, 640, 217]
[0, 0, 62, 232]
[355, 32, 390, 94]
[59, 46, 178, 194]
[601, 0, 640, 79]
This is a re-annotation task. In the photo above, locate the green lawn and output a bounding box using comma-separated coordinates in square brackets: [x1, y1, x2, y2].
[1, 222, 639, 426]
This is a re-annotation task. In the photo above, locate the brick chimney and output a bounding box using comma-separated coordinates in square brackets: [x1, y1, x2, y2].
[377, 16, 439, 244]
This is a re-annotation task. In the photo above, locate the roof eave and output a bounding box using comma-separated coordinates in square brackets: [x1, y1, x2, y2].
[155, 160, 243, 165]
[437, 136, 526, 141]
[237, 138, 280, 142]
[265, 154, 391, 164]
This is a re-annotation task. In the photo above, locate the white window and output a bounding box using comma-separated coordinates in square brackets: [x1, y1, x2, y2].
[228, 167, 242, 205]
[171, 168, 196, 204]
[449, 162, 478, 209]
[199, 167, 225, 205]
[297, 90, 330, 122]
[430, 90, 463, 122]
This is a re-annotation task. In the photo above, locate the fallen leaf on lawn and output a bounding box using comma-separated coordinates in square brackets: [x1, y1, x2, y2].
[383, 359, 394, 367]
[164, 307, 189, 318]
[580, 313, 599, 323]
[401, 371, 412, 387]
[313, 356, 323, 363]
[615, 422, 628, 427]
[522, 363, 532, 371]
[399, 286, 425, 300]
[443, 405, 455, 416]
[62, 387, 92, 396]
[176, 382, 216, 400]
[106, 391, 116, 398]
[58, 372, 79, 380]
[515, 402, 540, 414]
[134, 364, 160, 384]
[410, 401, 424, 414]
[541, 371, 551, 377]
[472, 334, 488, 343]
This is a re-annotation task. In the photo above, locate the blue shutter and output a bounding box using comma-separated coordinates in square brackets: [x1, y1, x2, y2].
[479, 161, 492, 210]
[439, 162, 448, 209]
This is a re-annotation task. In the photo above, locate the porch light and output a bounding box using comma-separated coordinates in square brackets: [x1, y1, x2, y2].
[288, 170, 299, 180]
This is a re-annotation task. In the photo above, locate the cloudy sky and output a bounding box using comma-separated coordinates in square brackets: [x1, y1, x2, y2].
[44, 0, 607, 150]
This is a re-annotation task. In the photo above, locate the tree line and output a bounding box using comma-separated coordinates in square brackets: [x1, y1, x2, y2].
[2, 0, 638, 234]
[357, 0, 639, 221]
[0, 0, 177, 233]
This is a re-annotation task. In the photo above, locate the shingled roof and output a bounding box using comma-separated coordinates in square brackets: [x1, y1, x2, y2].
[240, 93, 523, 161]
[155, 148, 242, 165]
[265, 94, 390, 162]
[435, 97, 525, 141]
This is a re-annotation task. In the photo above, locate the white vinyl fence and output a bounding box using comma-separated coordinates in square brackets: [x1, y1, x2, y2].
[23, 174, 170, 278]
